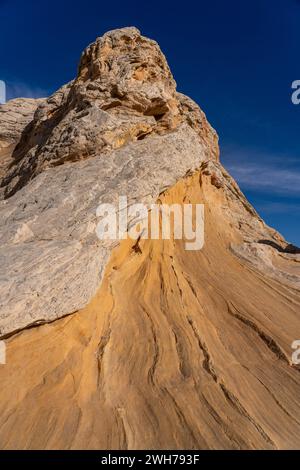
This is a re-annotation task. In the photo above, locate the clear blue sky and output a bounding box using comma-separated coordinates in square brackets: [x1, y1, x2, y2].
[1, 0, 299, 245]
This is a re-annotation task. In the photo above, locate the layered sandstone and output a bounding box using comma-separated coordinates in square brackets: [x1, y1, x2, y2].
[0, 98, 43, 180]
[0, 28, 299, 450]
[0, 98, 43, 148]
[0, 172, 299, 450]
[0, 27, 219, 336]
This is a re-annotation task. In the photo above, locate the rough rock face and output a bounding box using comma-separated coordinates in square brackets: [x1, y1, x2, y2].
[0, 27, 218, 199]
[0, 28, 299, 450]
[0, 98, 43, 148]
[0, 98, 43, 180]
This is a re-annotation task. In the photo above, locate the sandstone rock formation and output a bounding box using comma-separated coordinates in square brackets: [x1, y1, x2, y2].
[0, 27, 299, 450]
[0, 27, 218, 199]
[0, 124, 211, 336]
[0, 98, 43, 180]
[0, 98, 43, 148]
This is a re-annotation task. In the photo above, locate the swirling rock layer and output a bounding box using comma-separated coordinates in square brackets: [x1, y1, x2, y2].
[0, 173, 299, 449]
[0, 27, 299, 450]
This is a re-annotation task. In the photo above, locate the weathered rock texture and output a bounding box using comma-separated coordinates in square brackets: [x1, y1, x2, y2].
[0, 28, 299, 450]
[0, 98, 43, 148]
[0, 27, 218, 199]
[0, 98, 43, 180]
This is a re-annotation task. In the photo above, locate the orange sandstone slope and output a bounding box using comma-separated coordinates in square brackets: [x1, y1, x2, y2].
[0, 169, 300, 450]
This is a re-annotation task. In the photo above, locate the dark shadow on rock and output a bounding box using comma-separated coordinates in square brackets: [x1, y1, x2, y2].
[258, 239, 300, 254]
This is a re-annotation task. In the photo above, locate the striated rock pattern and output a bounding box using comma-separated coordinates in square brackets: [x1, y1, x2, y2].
[0, 28, 299, 450]
[0, 124, 211, 336]
[0, 172, 299, 450]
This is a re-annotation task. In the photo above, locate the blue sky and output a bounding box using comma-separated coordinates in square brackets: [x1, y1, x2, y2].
[0, 0, 299, 245]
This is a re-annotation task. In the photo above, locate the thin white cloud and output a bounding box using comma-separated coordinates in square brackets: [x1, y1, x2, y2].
[227, 164, 300, 195]
[221, 145, 300, 196]
[256, 201, 300, 214]
[6, 81, 48, 100]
